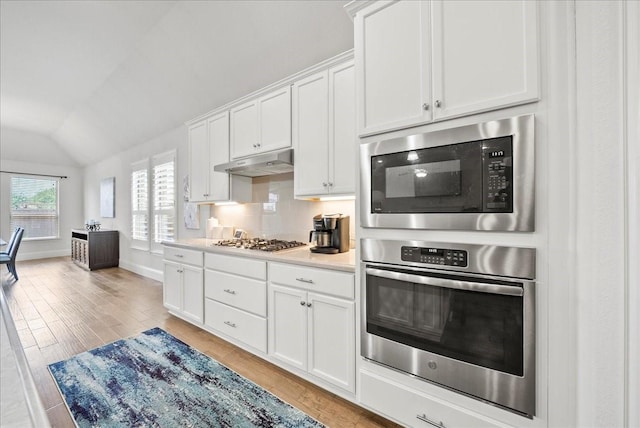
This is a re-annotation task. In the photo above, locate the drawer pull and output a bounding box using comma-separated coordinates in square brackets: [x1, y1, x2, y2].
[175, 254, 184, 258]
[306, 302, 312, 308]
[223, 321, 237, 328]
[223, 289, 237, 295]
[296, 277, 314, 284]
[176, 269, 183, 273]
[416, 414, 445, 427]
[300, 301, 306, 306]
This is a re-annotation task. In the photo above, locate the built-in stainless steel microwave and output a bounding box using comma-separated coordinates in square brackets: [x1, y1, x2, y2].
[360, 115, 535, 232]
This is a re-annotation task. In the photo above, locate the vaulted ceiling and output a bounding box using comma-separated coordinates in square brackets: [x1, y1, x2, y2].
[0, 0, 353, 166]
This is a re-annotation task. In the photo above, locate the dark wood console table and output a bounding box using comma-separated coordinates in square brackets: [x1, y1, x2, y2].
[71, 229, 119, 270]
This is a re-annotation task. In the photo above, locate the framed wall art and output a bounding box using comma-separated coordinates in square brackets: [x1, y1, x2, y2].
[100, 177, 115, 218]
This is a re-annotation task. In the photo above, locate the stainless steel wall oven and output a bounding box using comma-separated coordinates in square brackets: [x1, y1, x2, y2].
[360, 115, 535, 231]
[361, 239, 536, 417]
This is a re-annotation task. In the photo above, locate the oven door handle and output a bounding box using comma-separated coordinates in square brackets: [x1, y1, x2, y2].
[365, 267, 523, 297]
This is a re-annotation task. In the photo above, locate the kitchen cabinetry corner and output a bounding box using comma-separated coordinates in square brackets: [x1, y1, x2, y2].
[163, 246, 204, 324]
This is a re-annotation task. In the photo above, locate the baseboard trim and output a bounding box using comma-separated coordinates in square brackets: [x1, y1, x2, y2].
[118, 260, 163, 282]
[16, 249, 70, 261]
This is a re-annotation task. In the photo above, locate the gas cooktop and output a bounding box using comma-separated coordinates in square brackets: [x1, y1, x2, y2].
[212, 238, 306, 252]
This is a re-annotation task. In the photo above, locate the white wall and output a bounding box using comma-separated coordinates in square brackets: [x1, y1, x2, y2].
[0, 128, 84, 261]
[82, 124, 208, 280]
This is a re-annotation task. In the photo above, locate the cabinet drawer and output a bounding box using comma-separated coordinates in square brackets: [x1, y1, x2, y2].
[205, 253, 266, 280]
[164, 247, 203, 266]
[205, 299, 267, 353]
[360, 371, 506, 428]
[205, 270, 267, 317]
[269, 262, 354, 299]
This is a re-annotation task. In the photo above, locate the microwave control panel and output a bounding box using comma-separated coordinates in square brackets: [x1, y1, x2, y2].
[482, 136, 513, 212]
[401, 246, 468, 267]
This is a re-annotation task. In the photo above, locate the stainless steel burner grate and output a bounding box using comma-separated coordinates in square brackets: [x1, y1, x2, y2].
[212, 238, 306, 252]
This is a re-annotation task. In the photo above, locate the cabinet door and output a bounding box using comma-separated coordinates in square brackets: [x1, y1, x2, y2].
[307, 292, 355, 392]
[188, 120, 209, 202]
[431, 0, 538, 119]
[329, 60, 356, 195]
[258, 86, 291, 153]
[182, 265, 204, 323]
[230, 100, 259, 159]
[207, 112, 230, 201]
[269, 284, 307, 371]
[356, 0, 431, 136]
[163, 261, 182, 313]
[293, 71, 329, 197]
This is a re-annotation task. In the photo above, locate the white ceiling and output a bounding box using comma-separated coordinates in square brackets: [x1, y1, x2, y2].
[0, 0, 353, 166]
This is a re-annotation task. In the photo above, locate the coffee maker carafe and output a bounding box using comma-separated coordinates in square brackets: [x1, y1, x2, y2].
[309, 214, 350, 254]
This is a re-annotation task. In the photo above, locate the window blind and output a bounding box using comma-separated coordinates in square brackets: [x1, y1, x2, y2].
[131, 159, 149, 249]
[10, 177, 59, 239]
[152, 156, 175, 244]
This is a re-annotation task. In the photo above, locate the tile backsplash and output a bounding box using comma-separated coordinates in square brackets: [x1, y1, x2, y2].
[208, 173, 356, 246]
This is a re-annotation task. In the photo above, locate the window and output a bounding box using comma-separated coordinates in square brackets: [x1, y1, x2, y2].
[10, 177, 59, 240]
[131, 159, 149, 249]
[131, 150, 176, 252]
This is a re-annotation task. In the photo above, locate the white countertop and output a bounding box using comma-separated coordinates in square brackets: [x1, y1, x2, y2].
[164, 239, 356, 273]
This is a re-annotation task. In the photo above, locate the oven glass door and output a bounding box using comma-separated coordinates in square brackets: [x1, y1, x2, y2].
[366, 267, 524, 376]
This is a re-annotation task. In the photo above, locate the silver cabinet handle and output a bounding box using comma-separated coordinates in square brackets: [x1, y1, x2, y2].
[422, 103, 429, 110]
[203, 193, 209, 197]
[175, 254, 184, 258]
[306, 302, 312, 307]
[416, 414, 445, 427]
[223, 321, 237, 328]
[434, 100, 442, 108]
[295, 277, 314, 284]
[223, 289, 236, 295]
[176, 269, 183, 273]
[322, 182, 328, 187]
[300, 301, 306, 306]
[328, 182, 333, 187]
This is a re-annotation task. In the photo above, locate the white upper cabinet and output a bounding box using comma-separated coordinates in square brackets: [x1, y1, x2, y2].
[356, 0, 431, 136]
[355, 0, 539, 136]
[187, 111, 230, 202]
[431, 0, 539, 120]
[231, 86, 291, 159]
[293, 59, 356, 198]
[329, 60, 357, 196]
[188, 120, 209, 202]
[207, 112, 231, 201]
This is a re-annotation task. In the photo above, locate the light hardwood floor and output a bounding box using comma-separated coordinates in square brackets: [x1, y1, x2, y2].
[2, 257, 398, 428]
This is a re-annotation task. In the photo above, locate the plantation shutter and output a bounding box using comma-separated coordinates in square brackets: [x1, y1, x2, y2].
[10, 176, 59, 239]
[151, 150, 176, 251]
[131, 159, 149, 250]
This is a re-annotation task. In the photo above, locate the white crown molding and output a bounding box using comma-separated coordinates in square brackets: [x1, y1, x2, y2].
[343, 0, 376, 21]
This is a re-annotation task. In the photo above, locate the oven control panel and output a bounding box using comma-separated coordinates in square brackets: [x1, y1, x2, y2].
[401, 246, 468, 267]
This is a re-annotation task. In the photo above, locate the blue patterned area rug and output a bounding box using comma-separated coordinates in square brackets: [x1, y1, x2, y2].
[48, 327, 324, 428]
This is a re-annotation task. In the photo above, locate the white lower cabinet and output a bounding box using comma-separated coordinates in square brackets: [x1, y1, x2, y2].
[204, 253, 268, 353]
[163, 247, 204, 324]
[268, 262, 355, 393]
[360, 371, 508, 428]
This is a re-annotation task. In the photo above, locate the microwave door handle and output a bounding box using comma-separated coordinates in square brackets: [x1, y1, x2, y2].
[365, 267, 523, 297]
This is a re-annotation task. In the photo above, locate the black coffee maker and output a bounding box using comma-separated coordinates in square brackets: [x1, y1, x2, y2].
[309, 214, 350, 254]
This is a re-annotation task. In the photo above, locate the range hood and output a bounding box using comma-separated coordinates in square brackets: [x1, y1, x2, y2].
[214, 148, 294, 177]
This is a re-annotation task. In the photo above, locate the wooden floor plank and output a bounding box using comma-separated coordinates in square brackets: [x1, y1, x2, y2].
[4, 257, 399, 428]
